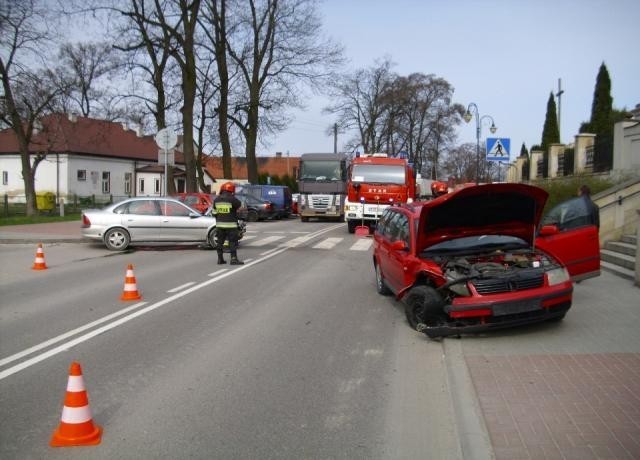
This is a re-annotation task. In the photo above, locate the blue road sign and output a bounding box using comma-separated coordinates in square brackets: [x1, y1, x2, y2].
[486, 138, 510, 162]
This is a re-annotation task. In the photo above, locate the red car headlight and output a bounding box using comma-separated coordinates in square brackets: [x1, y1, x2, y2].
[546, 267, 570, 286]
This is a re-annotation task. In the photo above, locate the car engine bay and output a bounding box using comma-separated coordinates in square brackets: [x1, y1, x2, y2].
[437, 250, 559, 296]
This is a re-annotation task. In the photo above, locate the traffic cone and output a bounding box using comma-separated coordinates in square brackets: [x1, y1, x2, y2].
[32, 243, 48, 270]
[50, 362, 102, 447]
[120, 264, 142, 301]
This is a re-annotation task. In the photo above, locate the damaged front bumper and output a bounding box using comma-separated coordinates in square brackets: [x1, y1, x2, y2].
[416, 301, 572, 339]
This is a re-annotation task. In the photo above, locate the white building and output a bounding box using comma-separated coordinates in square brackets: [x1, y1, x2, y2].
[0, 113, 215, 204]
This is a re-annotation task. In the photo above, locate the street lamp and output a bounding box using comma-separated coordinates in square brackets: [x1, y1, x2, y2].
[463, 103, 497, 184]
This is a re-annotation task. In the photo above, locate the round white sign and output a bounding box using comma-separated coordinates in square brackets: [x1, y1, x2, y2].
[154, 128, 178, 150]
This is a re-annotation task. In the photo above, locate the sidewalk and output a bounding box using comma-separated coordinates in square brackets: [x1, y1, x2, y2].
[455, 271, 640, 460]
[0, 221, 84, 243]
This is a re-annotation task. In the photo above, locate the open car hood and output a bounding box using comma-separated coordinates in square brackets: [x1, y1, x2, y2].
[417, 183, 549, 251]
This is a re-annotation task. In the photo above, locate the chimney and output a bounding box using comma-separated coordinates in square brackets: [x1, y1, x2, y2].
[68, 113, 77, 123]
[121, 122, 128, 131]
[32, 119, 43, 134]
[276, 152, 282, 158]
[135, 126, 143, 137]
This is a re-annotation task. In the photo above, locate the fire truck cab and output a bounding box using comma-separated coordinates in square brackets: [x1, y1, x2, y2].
[344, 153, 417, 233]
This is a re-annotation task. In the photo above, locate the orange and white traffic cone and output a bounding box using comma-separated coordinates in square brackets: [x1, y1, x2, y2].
[120, 263, 142, 301]
[50, 362, 102, 447]
[32, 243, 48, 270]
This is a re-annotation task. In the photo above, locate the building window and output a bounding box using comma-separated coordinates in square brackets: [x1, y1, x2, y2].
[2, 171, 7, 185]
[124, 172, 132, 195]
[140, 178, 145, 193]
[77, 169, 86, 181]
[102, 171, 110, 194]
[154, 178, 160, 194]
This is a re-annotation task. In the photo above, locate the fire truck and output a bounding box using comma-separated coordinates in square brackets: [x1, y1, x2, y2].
[344, 153, 418, 233]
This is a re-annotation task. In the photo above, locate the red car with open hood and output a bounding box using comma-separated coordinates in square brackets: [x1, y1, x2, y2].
[373, 183, 600, 338]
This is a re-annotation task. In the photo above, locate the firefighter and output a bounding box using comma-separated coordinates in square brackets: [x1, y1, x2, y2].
[212, 182, 244, 265]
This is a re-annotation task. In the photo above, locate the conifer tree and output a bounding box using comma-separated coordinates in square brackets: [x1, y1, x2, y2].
[519, 142, 528, 157]
[589, 62, 613, 137]
[541, 92, 560, 152]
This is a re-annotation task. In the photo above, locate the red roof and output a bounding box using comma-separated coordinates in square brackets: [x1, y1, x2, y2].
[0, 113, 185, 163]
[0, 113, 299, 180]
[204, 155, 300, 180]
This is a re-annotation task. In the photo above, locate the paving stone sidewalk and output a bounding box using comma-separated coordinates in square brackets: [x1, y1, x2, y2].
[467, 353, 640, 460]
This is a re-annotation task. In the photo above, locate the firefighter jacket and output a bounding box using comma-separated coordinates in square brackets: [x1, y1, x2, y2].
[213, 192, 242, 229]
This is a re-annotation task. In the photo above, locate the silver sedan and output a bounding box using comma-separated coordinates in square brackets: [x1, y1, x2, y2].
[81, 197, 218, 251]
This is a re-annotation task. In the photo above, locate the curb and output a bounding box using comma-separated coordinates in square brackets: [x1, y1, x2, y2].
[0, 238, 85, 244]
[443, 339, 495, 460]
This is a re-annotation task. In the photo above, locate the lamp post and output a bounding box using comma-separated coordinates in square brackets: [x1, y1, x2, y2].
[463, 103, 497, 184]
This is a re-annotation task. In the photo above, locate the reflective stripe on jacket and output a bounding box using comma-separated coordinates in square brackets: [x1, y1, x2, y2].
[213, 192, 242, 228]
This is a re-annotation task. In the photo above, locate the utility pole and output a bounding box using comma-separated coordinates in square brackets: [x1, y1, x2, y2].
[556, 78, 564, 143]
[333, 123, 338, 154]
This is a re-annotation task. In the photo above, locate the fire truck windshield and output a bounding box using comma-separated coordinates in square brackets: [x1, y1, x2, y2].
[300, 160, 345, 181]
[351, 164, 405, 184]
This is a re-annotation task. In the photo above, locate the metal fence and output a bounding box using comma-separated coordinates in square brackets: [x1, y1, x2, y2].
[2, 194, 131, 216]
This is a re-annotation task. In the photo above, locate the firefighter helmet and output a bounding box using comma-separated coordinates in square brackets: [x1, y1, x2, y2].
[431, 181, 448, 197]
[220, 182, 236, 194]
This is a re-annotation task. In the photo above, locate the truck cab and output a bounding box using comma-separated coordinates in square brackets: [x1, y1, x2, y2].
[297, 153, 348, 222]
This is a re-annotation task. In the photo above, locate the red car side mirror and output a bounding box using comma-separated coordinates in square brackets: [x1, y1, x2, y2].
[390, 240, 408, 251]
[538, 224, 560, 236]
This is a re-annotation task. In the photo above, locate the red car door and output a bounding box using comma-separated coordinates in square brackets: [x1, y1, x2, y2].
[535, 196, 601, 281]
[381, 212, 412, 292]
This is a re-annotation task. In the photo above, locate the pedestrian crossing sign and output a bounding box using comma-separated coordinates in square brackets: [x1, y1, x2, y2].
[486, 138, 510, 162]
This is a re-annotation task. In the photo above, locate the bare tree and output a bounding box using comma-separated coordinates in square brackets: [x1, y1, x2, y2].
[193, 55, 221, 191]
[109, 0, 197, 194]
[441, 143, 498, 184]
[326, 60, 463, 175]
[56, 41, 122, 117]
[0, 0, 66, 215]
[325, 58, 395, 154]
[225, 0, 343, 183]
[200, 0, 235, 178]
[441, 143, 476, 183]
[387, 73, 463, 177]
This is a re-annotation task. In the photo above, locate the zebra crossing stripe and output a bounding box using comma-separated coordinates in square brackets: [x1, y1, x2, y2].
[350, 238, 373, 251]
[246, 235, 285, 246]
[312, 237, 343, 249]
[279, 236, 311, 248]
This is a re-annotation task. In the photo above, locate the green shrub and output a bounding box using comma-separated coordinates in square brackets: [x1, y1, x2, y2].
[532, 175, 614, 213]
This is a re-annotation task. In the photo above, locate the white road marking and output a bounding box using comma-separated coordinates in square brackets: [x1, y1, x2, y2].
[0, 301, 148, 368]
[0, 224, 343, 381]
[350, 238, 373, 251]
[279, 236, 313, 248]
[167, 282, 196, 293]
[246, 235, 285, 246]
[313, 237, 343, 249]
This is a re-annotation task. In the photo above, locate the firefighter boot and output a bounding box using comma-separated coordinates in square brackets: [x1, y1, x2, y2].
[217, 250, 226, 265]
[230, 252, 244, 265]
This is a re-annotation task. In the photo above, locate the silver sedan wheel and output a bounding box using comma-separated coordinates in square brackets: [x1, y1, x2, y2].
[104, 228, 130, 251]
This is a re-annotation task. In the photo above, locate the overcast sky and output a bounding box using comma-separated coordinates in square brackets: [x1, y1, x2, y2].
[266, 0, 640, 160]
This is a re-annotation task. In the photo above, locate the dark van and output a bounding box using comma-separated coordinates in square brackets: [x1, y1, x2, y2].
[236, 184, 292, 219]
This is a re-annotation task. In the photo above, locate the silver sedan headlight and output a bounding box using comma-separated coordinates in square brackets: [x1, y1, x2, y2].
[547, 267, 570, 286]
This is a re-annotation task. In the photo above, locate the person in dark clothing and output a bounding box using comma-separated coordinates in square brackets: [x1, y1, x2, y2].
[578, 185, 600, 228]
[213, 182, 244, 265]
